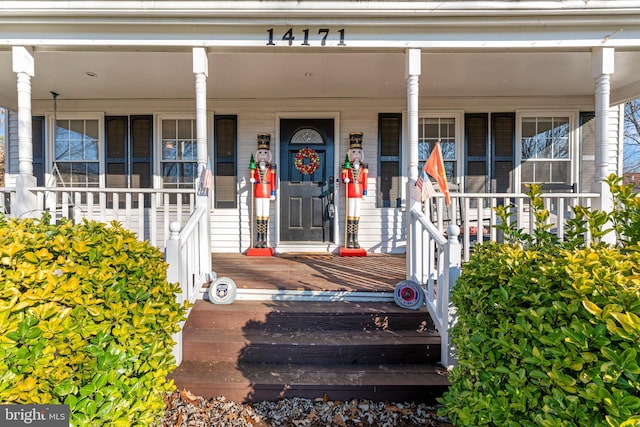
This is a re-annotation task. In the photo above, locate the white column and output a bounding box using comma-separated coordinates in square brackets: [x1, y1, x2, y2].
[591, 47, 615, 244]
[193, 47, 209, 178]
[192, 47, 212, 269]
[12, 46, 38, 218]
[405, 48, 421, 279]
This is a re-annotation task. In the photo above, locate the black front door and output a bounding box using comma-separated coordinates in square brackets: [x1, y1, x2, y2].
[280, 119, 334, 243]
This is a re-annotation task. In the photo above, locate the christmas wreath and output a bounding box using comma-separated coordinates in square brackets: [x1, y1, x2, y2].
[294, 147, 320, 175]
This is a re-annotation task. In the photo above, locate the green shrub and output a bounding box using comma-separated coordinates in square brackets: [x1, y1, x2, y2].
[0, 215, 187, 426]
[439, 177, 640, 427]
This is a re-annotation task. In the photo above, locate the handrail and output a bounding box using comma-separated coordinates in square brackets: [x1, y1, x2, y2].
[165, 203, 211, 365]
[409, 204, 460, 369]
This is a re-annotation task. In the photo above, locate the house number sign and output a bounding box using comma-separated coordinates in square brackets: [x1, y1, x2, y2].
[267, 28, 346, 46]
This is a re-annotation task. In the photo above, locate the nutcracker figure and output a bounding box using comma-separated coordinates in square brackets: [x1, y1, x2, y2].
[249, 134, 277, 249]
[342, 132, 368, 249]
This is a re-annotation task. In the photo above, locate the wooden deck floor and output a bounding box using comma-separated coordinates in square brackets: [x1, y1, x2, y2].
[211, 253, 406, 292]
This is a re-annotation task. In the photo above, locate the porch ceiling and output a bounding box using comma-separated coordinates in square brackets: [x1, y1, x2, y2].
[1, 49, 640, 109]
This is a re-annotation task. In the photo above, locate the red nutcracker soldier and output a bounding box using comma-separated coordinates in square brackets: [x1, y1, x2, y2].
[249, 133, 277, 249]
[342, 132, 368, 250]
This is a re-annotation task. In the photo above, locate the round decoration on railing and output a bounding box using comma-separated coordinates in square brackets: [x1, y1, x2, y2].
[393, 280, 425, 310]
[294, 147, 320, 175]
[208, 277, 238, 304]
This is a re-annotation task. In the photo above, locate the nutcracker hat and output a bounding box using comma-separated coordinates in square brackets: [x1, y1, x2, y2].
[349, 132, 363, 149]
[257, 133, 271, 150]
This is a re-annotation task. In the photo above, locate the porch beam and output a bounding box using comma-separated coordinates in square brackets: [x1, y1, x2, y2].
[591, 47, 615, 244]
[12, 46, 38, 218]
[405, 48, 421, 280]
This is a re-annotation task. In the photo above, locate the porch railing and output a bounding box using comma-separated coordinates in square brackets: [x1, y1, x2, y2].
[411, 190, 600, 369]
[409, 205, 461, 369]
[30, 187, 197, 248]
[427, 191, 599, 261]
[0, 187, 16, 215]
[165, 203, 211, 365]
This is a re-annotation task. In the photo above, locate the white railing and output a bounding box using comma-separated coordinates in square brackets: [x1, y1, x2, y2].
[409, 205, 461, 369]
[0, 187, 16, 216]
[30, 187, 197, 247]
[426, 191, 599, 261]
[411, 190, 600, 369]
[165, 202, 211, 365]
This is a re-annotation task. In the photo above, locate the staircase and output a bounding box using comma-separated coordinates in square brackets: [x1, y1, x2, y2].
[169, 299, 450, 403]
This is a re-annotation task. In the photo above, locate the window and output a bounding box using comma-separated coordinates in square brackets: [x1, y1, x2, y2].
[519, 115, 571, 190]
[378, 113, 402, 208]
[418, 116, 458, 184]
[53, 118, 100, 187]
[160, 118, 198, 190]
[214, 115, 237, 209]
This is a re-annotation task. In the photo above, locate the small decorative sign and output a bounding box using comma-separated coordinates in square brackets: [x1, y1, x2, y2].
[208, 277, 238, 304]
[393, 280, 425, 310]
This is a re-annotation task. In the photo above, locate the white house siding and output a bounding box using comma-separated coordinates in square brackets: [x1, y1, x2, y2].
[608, 106, 622, 177]
[212, 98, 407, 253]
[4, 94, 622, 254]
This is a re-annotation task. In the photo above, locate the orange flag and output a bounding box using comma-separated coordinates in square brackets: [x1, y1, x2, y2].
[424, 141, 451, 206]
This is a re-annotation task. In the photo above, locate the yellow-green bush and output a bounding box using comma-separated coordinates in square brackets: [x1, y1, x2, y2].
[440, 176, 640, 427]
[0, 215, 187, 426]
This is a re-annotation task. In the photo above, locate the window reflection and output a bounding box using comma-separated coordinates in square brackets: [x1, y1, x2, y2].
[520, 116, 571, 185]
[53, 119, 100, 187]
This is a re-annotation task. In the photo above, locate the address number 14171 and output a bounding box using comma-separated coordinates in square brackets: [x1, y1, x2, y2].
[267, 28, 346, 46]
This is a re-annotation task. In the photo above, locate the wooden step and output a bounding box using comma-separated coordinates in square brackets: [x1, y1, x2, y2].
[185, 300, 435, 331]
[183, 328, 441, 364]
[173, 299, 449, 403]
[170, 361, 450, 403]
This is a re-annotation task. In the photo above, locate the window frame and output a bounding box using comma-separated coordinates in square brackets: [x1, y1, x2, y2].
[46, 113, 104, 187]
[417, 111, 464, 189]
[155, 114, 199, 191]
[515, 110, 578, 192]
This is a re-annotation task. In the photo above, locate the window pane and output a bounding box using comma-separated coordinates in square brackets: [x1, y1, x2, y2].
[521, 161, 534, 183]
[551, 161, 569, 183]
[182, 141, 196, 161]
[418, 142, 430, 160]
[183, 163, 197, 183]
[163, 163, 179, 184]
[178, 119, 193, 139]
[163, 140, 177, 160]
[162, 120, 176, 139]
[539, 161, 551, 183]
[85, 137, 98, 161]
[441, 141, 456, 160]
